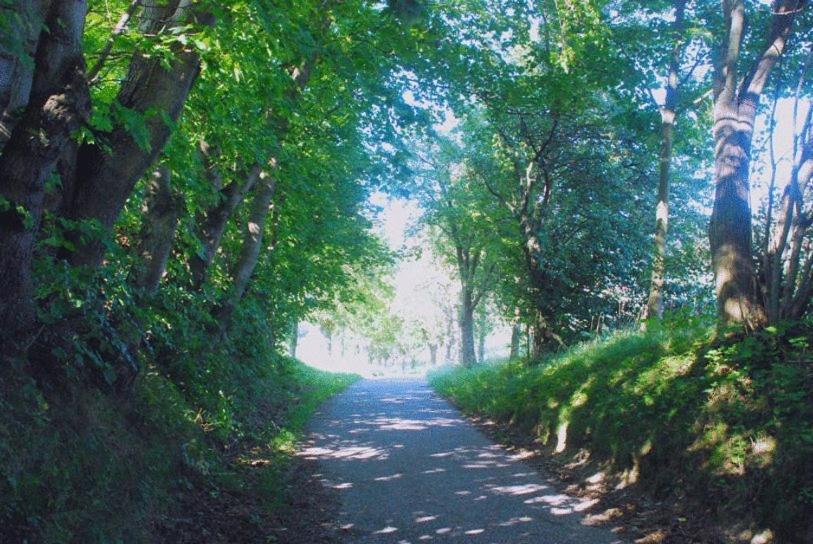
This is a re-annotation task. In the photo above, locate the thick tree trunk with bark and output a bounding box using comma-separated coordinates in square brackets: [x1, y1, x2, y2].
[0, 0, 90, 353]
[710, 97, 767, 327]
[133, 167, 183, 294]
[709, 0, 802, 328]
[459, 287, 476, 366]
[0, 0, 50, 152]
[429, 343, 438, 365]
[58, 3, 213, 268]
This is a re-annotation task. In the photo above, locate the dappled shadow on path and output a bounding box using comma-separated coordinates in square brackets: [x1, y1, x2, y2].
[299, 380, 625, 543]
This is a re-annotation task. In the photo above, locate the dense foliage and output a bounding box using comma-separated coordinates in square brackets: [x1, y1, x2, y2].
[0, 0, 418, 540]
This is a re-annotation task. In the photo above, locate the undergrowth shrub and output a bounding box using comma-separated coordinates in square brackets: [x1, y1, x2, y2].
[0, 285, 357, 543]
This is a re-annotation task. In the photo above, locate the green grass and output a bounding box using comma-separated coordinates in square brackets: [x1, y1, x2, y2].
[244, 362, 358, 509]
[430, 319, 813, 541]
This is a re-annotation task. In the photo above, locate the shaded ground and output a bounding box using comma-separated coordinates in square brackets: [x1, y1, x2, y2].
[153, 368, 357, 544]
[459, 412, 723, 544]
[155, 454, 345, 544]
[299, 378, 627, 543]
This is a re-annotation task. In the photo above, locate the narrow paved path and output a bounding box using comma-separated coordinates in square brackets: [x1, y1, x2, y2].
[300, 379, 625, 543]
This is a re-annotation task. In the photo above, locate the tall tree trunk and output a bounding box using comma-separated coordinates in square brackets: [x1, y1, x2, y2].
[530, 310, 564, 358]
[459, 288, 476, 366]
[133, 166, 183, 295]
[115, 165, 182, 393]
[0, 0, 90, 353]
[0, 0, 49, 152]
[192, 52, 316, 296]
[531, 312, 545, 359]
[216, 170, 277, 321]
[58, 3, 214, 268]
[710, 102, 766, 327]
[643, 116, 675, 321]
[709, 0, 802, 328]
[189, 161, 261, 289]
[519, 207, 563, 352]
[643, 0, 686, 322]
[429, 343, 438, 366]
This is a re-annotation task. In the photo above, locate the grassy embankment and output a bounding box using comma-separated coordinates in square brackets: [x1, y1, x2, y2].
[0, 348, 357, 542]
[430, 319, 813, 542]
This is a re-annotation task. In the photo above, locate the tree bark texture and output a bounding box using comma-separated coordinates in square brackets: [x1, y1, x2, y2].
[133, 166, 183, 295]
[709, 0, 803, 328]
[459, 287, 477, 366]
[0, 0, 90, 352]
[216, 170, 277, 321]
[189, 163, 261, 289]
[0, 0, 51, 152]
[58, 2, 214, 268]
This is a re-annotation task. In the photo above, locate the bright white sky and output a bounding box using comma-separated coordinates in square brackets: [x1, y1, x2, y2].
[752, 98, 810, 207]
[298, 192, 512, 377]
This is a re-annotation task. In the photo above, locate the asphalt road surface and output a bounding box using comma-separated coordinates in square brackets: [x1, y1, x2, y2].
[300, 379, 625, 544]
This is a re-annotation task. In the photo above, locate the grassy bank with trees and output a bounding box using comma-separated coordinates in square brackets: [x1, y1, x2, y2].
[1, 338, 357, 542]
[431, 320, 813, 541]
[411, 2, 813, 539]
